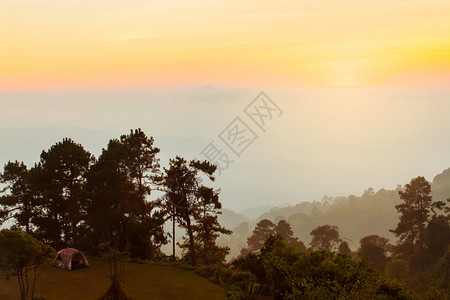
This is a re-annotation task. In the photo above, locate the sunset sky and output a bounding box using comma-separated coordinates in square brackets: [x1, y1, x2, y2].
[1, 0, 450, 91]
[1, 1, 450, 210]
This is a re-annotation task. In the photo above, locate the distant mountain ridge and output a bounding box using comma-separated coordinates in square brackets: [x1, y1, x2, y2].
[219, 167, 450, 259]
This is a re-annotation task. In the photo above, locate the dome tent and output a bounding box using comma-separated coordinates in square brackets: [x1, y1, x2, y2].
[55, 248, 90, 271]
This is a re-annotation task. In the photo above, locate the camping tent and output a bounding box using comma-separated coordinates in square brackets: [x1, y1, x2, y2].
[55, 248, 90, 271]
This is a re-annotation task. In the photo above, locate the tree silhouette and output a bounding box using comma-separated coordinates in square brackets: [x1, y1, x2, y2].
[162, 156, 217, 265]
[358, 235, 390, 269]
[338, 241, 352, 255]
[246, 219, 275, 253]
[310, 225, 341, 250]
[32, 138, 93, 248]
[422, 215, 450, 262]
[119, 128, 161, 208]
[188, 186, 231, 264]
[390, 176, 444, 257]
[274, 220, 306, 250]
[0, 161, 35, 233]
[84, 131, 165, 258]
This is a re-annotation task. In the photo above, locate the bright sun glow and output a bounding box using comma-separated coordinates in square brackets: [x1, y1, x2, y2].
[332, 77, 360, 87]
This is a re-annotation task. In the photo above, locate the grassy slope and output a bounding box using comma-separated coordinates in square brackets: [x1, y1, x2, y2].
[0, 258, 226, 300]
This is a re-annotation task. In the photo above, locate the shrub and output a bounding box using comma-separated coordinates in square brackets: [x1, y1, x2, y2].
[234, 235, 416, 299]
[0, 230, 55, 300]
[195, 265, 253, 299]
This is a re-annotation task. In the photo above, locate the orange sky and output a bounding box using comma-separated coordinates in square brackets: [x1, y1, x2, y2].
[1, 0, 450, 91]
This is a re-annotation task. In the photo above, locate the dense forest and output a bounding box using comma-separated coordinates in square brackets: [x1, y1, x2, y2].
[1, 129, 449, 299]
[220, 168, 450, 259]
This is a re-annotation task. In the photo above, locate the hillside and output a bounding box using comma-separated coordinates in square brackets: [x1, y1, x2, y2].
[0, 258, 226, 300]
[221, 168, 450, 258]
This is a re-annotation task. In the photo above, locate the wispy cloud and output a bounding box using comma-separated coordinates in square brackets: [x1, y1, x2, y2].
[231, 12, 326, 19]
[106, 35, 153, 41]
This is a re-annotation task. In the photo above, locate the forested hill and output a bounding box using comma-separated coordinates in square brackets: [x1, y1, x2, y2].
[220, 168, 450, 258]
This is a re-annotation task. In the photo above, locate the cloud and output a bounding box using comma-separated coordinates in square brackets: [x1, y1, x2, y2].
[231, 12, 326, 19]
[106, 35, 153, 41]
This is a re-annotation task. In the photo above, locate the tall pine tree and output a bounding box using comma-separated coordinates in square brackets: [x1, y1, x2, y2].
[390, 176, 442, 257]
[32, 139, 92, 248]
[0, 161, 35, 233]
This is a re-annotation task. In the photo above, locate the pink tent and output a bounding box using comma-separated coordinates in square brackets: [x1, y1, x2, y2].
[55, 248, 90, 271]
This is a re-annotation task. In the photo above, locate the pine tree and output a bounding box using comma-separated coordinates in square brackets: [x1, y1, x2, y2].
[84, 130, 165, 258]
[246, 219, 275, 253]
[32, 138, 92, 248]
[162, 156, 217, 265]
[274, 220, 305, 250]
[190, 186, 231, 264]
[0, 161, 35, 233]
[390, 176, 443, 257]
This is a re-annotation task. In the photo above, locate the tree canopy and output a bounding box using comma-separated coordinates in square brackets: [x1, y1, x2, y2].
[309, 224, 341, 250]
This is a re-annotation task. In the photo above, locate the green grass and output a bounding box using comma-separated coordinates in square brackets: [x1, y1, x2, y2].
[0, 258, 227, 300]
